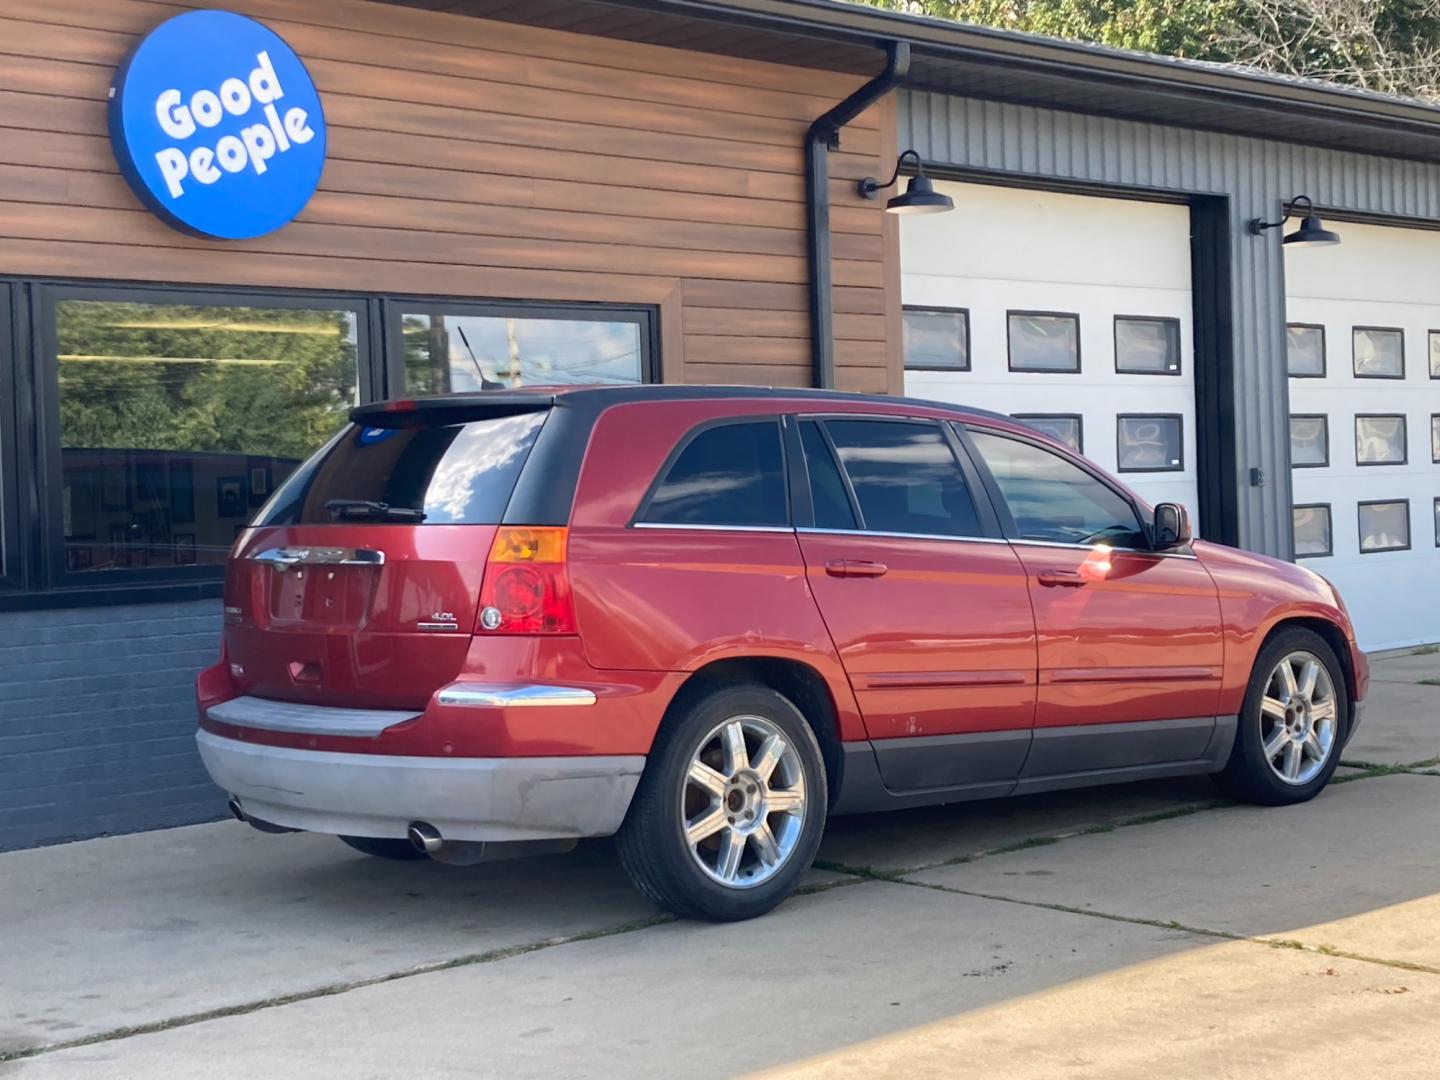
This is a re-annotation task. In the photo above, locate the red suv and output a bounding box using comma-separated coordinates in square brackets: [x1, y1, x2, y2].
[198, 386, 1368, 920]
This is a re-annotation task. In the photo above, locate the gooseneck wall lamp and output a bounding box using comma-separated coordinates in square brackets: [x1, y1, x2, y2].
[1248, 195, 1341, 247]
[858, 149, 955, 215]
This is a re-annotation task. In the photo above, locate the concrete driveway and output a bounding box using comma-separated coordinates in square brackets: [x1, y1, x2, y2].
[3, 651, 1437, 1078]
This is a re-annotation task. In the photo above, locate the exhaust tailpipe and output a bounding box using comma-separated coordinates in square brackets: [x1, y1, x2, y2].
[227, 797, 247, 823]
[408, 821, 443, 855]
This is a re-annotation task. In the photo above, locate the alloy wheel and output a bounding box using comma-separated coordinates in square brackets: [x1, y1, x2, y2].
[1259, 650, 1337, 786]
[681, 714, 807, 889]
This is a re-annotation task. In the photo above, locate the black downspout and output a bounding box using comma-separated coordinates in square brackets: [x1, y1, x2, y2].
[805, 41, 910, 390]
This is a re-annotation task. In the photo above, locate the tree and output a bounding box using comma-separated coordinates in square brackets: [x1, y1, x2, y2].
[853, 0, 1440, 101]
[854, 0, 1240, 60]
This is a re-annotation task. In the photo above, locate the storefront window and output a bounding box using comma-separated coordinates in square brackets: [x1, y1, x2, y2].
[55, 298, 359, 574]
[398, 306, 649, 394]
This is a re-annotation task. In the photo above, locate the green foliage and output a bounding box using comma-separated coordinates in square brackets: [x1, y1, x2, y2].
[854, 0, 1240, 60]
[57, 301, 357, 460]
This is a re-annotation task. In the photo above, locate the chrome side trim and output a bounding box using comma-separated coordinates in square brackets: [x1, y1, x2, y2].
[208, 696, 420, 737]
[1010, 539, 1199, 560]
[251, 546, 386, 569]
[436, 683, 598, 708]
[631, 522, 793, 534]
[796, 526, 1009, 546]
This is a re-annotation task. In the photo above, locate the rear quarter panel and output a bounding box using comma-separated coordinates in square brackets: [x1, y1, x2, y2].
[1193, 540, 1362, 713]
[565, 400, 867, 741]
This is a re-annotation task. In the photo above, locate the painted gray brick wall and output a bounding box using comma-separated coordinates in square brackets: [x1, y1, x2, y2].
[898, 89, 1440, 558]
[0, 599, 225, 851]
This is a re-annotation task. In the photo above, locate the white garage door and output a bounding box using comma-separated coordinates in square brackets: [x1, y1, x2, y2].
[1285, 222, 1440, 651]
[901, 181, 1199, 526]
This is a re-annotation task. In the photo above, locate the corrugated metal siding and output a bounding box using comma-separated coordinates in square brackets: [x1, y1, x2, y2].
[900, 90, 1440, 556]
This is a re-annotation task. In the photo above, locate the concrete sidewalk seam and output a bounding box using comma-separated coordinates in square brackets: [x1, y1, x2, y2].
[0, 913, 675, 1065]
[886, 878, 1440, 979]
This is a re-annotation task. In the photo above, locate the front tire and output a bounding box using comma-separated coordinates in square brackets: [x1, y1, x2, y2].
[1215, 627, 1347, 805]
[616, 683, 828, 921]
[339, 835, 430, 861]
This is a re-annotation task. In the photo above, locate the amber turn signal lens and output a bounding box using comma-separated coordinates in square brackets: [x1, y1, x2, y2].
[488, 527, 567, 564]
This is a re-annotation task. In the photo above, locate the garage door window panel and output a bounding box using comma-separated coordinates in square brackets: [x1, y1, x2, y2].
[1008, 312, 1080, 373]
[1353, 327, 1405, 379]
[823, 419, 982, 538]
[1355, 415, 1407, 466]
[1430, 331, 1440, 379]
[1012, 414, 1083, 454]
[1434, 498, 1440, 548]
[1432, 415, 1440, 464]
[1114, 316, 1181, 375]
[1287, 324, 1326, 378]
[1293, 505, 1332, 559]
[639, 420, 788, 528]
[1358, 500, 1410, 553]
[903, 307, 969, 371]
[1117, 414, 1184, 472]
[967, 429, 1147, 550]
[1290, 415, 1329, 468]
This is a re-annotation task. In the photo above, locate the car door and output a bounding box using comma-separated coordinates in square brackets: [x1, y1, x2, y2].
[962, 425, 1226, 784]
[791, 415, 1037, 796]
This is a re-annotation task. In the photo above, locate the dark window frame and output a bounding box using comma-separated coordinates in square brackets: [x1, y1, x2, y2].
[902, 305, 970, 372]
[1352, 325, 1406, 380]
[1116, 413, 1186, 474]
[1354, 413, 1409, 467]
[1289, 413, 1330, 469]
[383, 296, 659, 397]
[957, 422, 1154, 553]
[1430, 330, 1440, 380]
[35, 282, 376, 597]
[1113, 315, 1183, 376]
[1432, 413, 1440, 464]
[0, 283, 18, 592]
[632, 414, 790, 529]
[793, 412, 1002, 541]
[1011, 413, 1085, 454]
[1006, 310, 1082, 374]
[1, 277, 660, 610]
[1358, 499, 1411, 554]
[1286, 323, 1327, 379]
[1434, 496, 1440, 549]
[1292, 503, 1333, 560]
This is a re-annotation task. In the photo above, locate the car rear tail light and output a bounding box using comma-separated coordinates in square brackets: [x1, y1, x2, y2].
[476, 527, 576, 634]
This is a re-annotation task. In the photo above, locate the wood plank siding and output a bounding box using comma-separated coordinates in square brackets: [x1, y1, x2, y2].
[0, 0, 900, 392]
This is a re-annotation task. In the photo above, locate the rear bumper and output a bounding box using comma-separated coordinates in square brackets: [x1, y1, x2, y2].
[197, 729, 645, 842]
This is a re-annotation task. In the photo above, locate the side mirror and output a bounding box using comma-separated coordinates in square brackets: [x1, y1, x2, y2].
[1153, 503, 1192, 549]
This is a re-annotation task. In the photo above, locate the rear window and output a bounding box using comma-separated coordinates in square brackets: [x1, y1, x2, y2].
[257, 411, 546, 526]
[640, 419, 788, 527]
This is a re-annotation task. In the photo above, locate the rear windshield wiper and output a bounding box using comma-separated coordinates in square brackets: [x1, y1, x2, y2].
[324, 499, 427, 523]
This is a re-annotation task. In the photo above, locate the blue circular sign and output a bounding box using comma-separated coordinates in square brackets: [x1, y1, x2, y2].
[109, 11, 327, 240]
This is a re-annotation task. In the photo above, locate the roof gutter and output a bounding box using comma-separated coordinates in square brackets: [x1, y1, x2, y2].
[806, 40, 909, 390]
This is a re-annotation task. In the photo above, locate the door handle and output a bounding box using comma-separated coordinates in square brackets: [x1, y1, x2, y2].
[825, 559, 888, 579]
[1037, 569, 1086, 588]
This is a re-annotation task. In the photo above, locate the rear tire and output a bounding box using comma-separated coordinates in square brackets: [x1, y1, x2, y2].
[616, 683, 827, 921]
[339, 835, 429, 861]
[1215, 627, 1347, 806]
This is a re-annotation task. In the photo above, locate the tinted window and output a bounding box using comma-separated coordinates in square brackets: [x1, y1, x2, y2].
[258, 411, 546, 526]
[824, 419, 980, 537]
[643, 420, 787, 527]
[799, 420, 857, 530]
[969, 430, 1147, 548]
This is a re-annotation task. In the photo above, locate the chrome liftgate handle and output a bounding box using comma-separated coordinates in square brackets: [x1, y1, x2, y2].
[249, 546, 386, 571]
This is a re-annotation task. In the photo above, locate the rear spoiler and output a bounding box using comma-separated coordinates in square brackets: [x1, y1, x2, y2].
[350, 392, 556, 428]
